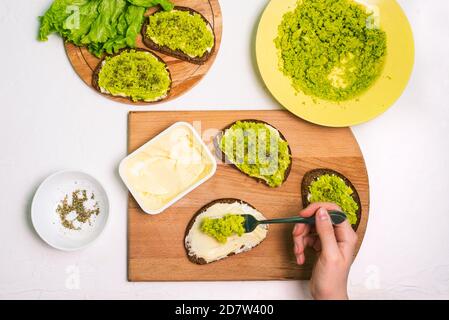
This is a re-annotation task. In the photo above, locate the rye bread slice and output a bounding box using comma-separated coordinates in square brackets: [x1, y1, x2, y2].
[184, 198, 268, 265]
[141, 6, 215, 65]
[214, 120, 293, 188]
[301, 169, 362, 231]
[92, 48, 172, 103]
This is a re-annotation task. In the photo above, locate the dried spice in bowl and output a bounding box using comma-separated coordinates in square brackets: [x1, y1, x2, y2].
[56, 190, 100, 230]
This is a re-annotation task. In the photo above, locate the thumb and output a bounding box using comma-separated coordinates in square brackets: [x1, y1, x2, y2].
[315, 207, 339, 256]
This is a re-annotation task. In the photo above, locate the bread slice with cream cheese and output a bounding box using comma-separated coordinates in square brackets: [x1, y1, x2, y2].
[185, 198, 268, 265]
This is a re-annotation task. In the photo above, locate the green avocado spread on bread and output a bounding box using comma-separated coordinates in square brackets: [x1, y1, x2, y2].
[146, 9, 214, 58]
[275, 0, 387, 101]
[308, 174, 359, 225]
[97, 49, 170, 102]
[201, 215, 245, 243]
[219, 121, 291, 188]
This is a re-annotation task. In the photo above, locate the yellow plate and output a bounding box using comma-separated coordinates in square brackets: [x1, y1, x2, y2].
[256, 0, 414, 127]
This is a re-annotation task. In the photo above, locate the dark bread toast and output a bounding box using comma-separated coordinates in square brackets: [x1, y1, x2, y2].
[92, 48, 172, 103]
[185, 198, 267, 265]
[214, 119, 293, 188]
[301, 168, 362, 231]
[141, 6, 215, 65]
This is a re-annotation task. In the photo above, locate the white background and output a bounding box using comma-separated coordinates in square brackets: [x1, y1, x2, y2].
[1, 0, 448, 300]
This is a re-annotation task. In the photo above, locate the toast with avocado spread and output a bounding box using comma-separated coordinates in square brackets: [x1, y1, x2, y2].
[301, 168, 362, 230]
[92, 49, 171, 102]
[185, 198, 268, 265]
[141, 6, 215, 65]
[215, 120, 292, 188]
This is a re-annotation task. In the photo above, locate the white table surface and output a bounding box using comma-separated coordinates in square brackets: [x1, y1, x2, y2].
[1, 0, 448, 300]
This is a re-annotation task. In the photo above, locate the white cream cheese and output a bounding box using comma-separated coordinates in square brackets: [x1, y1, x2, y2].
[121, 124, 214, 212]
[185, 201, 268, 263]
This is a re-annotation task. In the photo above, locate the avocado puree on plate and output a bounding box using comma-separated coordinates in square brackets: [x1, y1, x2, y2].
[275, 0, 387, 101]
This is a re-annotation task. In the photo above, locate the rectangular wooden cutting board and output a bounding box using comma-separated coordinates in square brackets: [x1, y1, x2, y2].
[128, 110, 369, 281]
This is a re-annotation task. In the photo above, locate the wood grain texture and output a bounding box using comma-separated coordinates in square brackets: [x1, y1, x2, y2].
[65, 0, 222, 105]
[127, 110, 370, 281]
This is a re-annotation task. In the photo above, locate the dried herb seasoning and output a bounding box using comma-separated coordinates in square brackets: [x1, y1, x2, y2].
[56, 189, 100, 230]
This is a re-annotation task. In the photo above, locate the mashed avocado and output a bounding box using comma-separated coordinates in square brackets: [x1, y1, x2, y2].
[220, 121, 291, 188]
[98, 50, 171, 102]
[275, 0, 387, 101]
[309, 174, 359, 225]
[201, 214, 245, 243]
[146, 10, 214, 58]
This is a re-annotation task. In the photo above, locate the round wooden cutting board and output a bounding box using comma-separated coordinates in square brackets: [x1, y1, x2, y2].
[65, 0, 222, 105]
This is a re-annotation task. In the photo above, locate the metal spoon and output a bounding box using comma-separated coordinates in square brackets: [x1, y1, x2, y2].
[241, 210, 347, 233]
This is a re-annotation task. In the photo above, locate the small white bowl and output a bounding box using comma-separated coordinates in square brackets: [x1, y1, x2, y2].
[31, 171, 109, 251]
[119, 122, 217, 215]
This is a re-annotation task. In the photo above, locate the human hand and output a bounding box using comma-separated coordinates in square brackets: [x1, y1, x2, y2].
[292, 202, 358, 300]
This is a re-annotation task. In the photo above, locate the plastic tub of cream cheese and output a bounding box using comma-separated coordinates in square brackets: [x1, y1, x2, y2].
[119, 122, 217, 214]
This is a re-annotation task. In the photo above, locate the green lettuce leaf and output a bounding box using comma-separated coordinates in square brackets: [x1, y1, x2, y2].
[38, 0, 89, 41]
[38, 0, 173, 57]
[81, 0, 127, 44]
[124, 5, 146, 47]
[89, 5, 145, 56]
[67, 0, 101, 45]
[126, 0, 174, 11]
